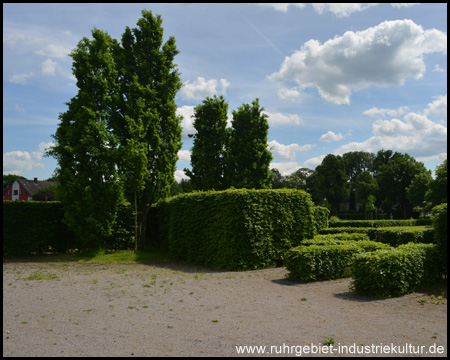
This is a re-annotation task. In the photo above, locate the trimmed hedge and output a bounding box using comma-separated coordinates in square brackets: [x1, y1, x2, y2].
[153, 188, 315, 270]
[312, 206, 330, 234]
[286, 238, 390, 282]
[3, 200, 75, 257]
[319, 227, 374, 235]
[350, 243, 441, 297]
[328, 219, 432, 228]
[366, 227, 434, 247]
[3, 201, 134, 257]
[431, 203, 447, 276]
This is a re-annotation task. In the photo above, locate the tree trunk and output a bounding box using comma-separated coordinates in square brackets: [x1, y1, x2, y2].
[134, 190, 138, 254]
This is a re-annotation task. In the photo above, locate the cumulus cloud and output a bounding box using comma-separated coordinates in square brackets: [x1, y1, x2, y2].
[336, 106, 447, 159]
[36, 44, 71, 59]
[320, 131, 344, 142]
[303, 155, 326, 170]
[363, 106, 409, 118]
[258, 3, 306, 13]
[277, 87, 301, 101]
[10, 72, 33, 84]
[41, 58, 59, 76]
[269, 20, 447, 104]
[177, 150, 191, 162]
[268, 140, 314, 160]
[270, 161, 302, 176]
[311, 3, 377, 17]
[263, 111, 303, 126]
[3, 142, 53, 175]
[424, 94, 447, 119]
[180, 77, 230, 101]
[177, 105, 196, 139]
[174, 169, 189, 182]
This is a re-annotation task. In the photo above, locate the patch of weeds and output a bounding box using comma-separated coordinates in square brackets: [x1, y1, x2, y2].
[92, 279, 98, 284]
[211, 320, 219, 323]
[23, 273, 58, 281]
[431, 295, 445, 305]
[21, 321, 29, 325]
[83, 309, 94, 313]
[322, 338, 335, 346]
[167, 325, 173, 329]
[300, 298, 307, 301]
[417, 297, 427, 307]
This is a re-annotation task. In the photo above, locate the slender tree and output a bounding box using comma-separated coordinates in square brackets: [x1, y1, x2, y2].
[47, 29, 123, 249]
[227, 99, 273, 189]
[112, 10, 183, 249]
[184, 95, 229, 190]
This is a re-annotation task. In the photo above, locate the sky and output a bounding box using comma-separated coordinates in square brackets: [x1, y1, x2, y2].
[3, 3, 447, 182]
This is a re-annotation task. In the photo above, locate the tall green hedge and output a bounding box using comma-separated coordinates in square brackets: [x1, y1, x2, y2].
[431, 203, 447, 276]
[3, 201, 134, 257]
[153, 188, 315, 270]
[3, 200, 75, 257]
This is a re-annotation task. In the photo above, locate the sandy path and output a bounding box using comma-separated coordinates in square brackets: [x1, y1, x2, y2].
[3, 261, 447, 357]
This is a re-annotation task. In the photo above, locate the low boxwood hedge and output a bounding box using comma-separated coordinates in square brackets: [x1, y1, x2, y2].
[286, 238, 390, 282]
[350, 243, 441, 297]
[366, 227, 434, 247]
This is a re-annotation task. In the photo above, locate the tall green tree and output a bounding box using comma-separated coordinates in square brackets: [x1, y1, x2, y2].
[425, 159, 447, 209]
[375, 152, 428, 218]
[47, 29, 123, 249]
[355, 170, 378, 210]
[111, 10, 183, 249]
[227, 99, 273, 189]
[312, 154, 347, 215]
[184, 95, 229, 190]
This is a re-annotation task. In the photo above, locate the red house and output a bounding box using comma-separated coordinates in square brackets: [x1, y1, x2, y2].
[3, 178, 58, 201]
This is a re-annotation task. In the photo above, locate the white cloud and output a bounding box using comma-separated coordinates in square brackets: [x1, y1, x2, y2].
[433, 64, 445, 72]
[320, 131, 344, 142]
[258, 3, 306, 13]
[41, 58, 59, 76]
[277, 87, 301, 101]
[10, 72, 33, 84]
[36, 44, 71, 59]
[303, 155, 326, 170]
[363, 106, 409, 118]
[311, 3, 377, 17]
[177, 150, 191, 162]
[270, 161, 302, 175]
[3, 142, 53, 175]
[263, 111, 302, 126]
[177, 105, 196, 139]
[269, 20, 447, 104]
[174, 169, 189, 182]
[180, 77, 230, 101]
[268, 140, 314, 160]
[424, 95, 447, 119]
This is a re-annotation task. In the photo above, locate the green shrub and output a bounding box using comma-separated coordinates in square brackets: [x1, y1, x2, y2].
[366, 227, 434, 247]
[328, 219, 431, 228]
[431, 203, 447, 276]
[319, 227, 373, 235]
[286, 239, 390, 282]
[350, 243, 441, 297]
[3, 200, 75, 257]
[312, 206, 330, 234]
[153, 188, 315, 270]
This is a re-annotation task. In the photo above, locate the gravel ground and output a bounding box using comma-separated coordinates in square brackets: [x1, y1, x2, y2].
[3, 261, 447, 357]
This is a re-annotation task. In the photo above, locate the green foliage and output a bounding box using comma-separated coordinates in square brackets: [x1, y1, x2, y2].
[350, 243, 441, 297]
[153, 189, 315, 270]
[312, 154, 347, 215]
[431, 203, 447, 276]
[367, 227, 434, 247]
[327, 219, 431, 228]
[3, 201, 75, 257]
[185, 95, 229, 191]
[286, 237, 390, 282]
[3, 174, 26, 189]
[312, 206, 330, 234]
[227, 99, 273, 189]
[426, 160, 447, 209]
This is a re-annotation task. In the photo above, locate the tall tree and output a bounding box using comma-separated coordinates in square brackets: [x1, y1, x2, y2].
[111, 10, 183, 249]
[342, 151, 375, 182]
[47, 29, 123, 249]
[425, 159, 447, 209]
[312, 154, 347, 215]
[184, 95, 229, 190]
[375, 152, 428, 218]
[227, 99, 273, 189]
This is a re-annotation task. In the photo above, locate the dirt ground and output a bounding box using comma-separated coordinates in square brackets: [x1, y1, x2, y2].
[3, 261, 447, 357]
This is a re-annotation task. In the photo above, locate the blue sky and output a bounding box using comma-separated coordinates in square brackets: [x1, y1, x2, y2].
[3, 3, 447, 182]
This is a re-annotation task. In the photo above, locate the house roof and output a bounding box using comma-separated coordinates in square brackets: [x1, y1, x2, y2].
[14, 179, 59, 196]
